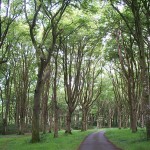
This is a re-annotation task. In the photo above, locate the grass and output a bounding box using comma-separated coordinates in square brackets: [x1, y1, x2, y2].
[0, 129, 97, 150]
[105, 128, 150, 150]
[2, 127, 149, 150]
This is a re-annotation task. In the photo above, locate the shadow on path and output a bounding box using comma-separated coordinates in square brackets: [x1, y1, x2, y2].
[78, 131, 121, 150]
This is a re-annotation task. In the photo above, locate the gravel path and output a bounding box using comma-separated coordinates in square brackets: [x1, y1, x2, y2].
[78, 131, 121, 150]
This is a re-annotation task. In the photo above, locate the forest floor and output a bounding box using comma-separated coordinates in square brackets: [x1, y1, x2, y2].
[0, 130, 96, 150]
[78, 131, 121, 150]
[105, 128, 150, 150]
[0, 128, 150, 150]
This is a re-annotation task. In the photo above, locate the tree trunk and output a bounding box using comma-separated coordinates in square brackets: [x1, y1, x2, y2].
[2, 119, 7, 135]
[131, 0, 150, 138]
[118, 107, 122, 129]
[65, 111, 72, 134]
[123, 111, 129, 128]
[97, 120, 101, 129]
[0, 87, 4, 123]
[19, 91, 27, 135]
[48, 111, 53, 133]
[42, 96, 48, 134]
[53, 92, 59, 138]
[53, 106, 58, 138]
[130, 109, 137, 133]
[42, 80, 50, 134]
[2, 74, 11, 135]
[127, 75, 137, 133]
[108, 108, 112, 128]
[81, 109, 88, 131]
[53, 51, 59, 138]
[32, 60, 46, 143]
[141, 114, 144, 128]
[76, 113, 80, 129]
[19, 110, 25, 135]
[89, 114, 94, 126]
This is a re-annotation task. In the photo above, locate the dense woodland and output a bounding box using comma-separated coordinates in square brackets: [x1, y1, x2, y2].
[0, 0, 150, 143]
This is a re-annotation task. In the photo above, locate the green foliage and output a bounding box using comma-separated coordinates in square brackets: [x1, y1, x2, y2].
[101, 75, 114, 101]
[81, 0, 99, 14]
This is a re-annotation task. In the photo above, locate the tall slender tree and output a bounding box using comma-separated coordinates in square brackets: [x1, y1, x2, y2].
[24, 0, 73, 142]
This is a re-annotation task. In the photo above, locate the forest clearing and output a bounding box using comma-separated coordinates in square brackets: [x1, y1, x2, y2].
[0, 0, 150, 149]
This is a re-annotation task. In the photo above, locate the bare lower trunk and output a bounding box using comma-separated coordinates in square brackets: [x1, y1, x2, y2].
[54, 109, 58, 138]
[2, 78, 11, 135]
[42, 100, 48, 134]
[53, 94, 59, 138]
[2, 119, 7, 135]
[81, 109, 88, 131]
[72, 114, 79, 129]
[118, 109, 122, 129]
[65, 111, 72, 134]
[127, 77, 137, 133]
[53, 52, 59, 138]
[32, 88, 41, 142]
[97, 120, 101, 129]
[146, 121, 150, 140]
[130, 109, 137, 133]
[108, 108, 112, 128]
[19, 96, 26, 135]
[19, 114, 25, 135]
[145, 106, 150, 139]
[123, 114, 129, 128]
[42, 81, 49, 134]
[32, 61, 45, 143]
[48, 110, 53, 133]
[89, 114, 94, 126]
[141, 114, 144, 128]
[76, 114, 80, 129]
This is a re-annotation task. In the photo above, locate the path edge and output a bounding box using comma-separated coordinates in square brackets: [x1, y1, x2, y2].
[104, 132, 122, 150]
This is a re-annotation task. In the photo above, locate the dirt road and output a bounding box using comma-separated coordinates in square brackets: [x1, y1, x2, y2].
[78, 131, 121, 150]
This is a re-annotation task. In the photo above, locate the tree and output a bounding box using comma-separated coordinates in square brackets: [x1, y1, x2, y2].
[0, 0, 22, 63]
[24, 0, 74, 142]
[62, 38, 84, 134]
[80, 55, 102, 131]
[109, 0, 150, 137]
[53, 50, 59, 138]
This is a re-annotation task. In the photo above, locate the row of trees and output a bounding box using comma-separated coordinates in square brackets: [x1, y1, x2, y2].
[103, 0, 150, 138]
[0, 0, 103, 142]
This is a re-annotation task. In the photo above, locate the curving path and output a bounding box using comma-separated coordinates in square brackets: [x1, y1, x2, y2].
[78, 131, 121, 150]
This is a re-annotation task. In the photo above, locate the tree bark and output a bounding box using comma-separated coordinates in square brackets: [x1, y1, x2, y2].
[48, 109, 53, 133]
[32, 60, 46, 142]
[65, 111, 72, 134]
[117, 107, 122, 129]
[41, 80, 50, 134]
[81, 109, 88, 131]
[2, 72, 12, 135]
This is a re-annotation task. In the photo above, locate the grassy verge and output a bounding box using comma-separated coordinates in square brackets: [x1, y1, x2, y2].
[105, 128, 150, 150]
[0, 129, 97, 150]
